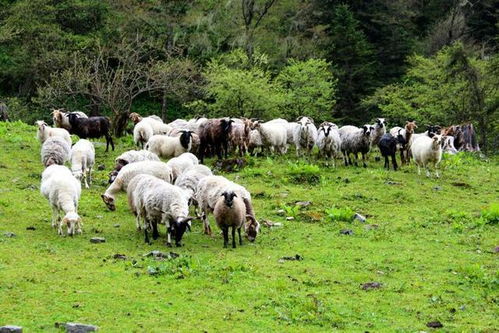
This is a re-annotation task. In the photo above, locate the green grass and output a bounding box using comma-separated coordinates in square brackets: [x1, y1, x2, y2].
[0, 120, 498, 332]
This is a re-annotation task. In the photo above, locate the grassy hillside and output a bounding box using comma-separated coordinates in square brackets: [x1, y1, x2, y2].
[0, 121, 497, 332]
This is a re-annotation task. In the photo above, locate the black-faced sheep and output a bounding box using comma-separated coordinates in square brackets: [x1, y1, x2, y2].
[338, 125, 373, 167]
[67, 113, 114, 152]
[214, 191, 248, 248]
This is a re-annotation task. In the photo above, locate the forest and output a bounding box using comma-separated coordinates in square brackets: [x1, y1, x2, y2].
[0, 0, 497, 150]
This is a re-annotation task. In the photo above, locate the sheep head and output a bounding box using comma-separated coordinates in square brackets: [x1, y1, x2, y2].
[36, 120, 48, 130]
[179, 130, 193, 150]
[101, 194, 116, 211]
[108, 170, 119, 184]
[405, 121, 417, 133]
[173, 217, 194, 247]
[375, 118, 386, 128]
[62, 212, 82, 236]
[129, 112, 142, 124]
[431, 135, 443, 149]
[52, 109, 65, 126]
[245, 215, 260, 242]
[362, 125, 373, 137]
[221, 191, 237, 208]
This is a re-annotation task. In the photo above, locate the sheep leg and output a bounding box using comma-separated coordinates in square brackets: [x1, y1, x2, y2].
[435, 162, 440, 178]
[58, 219, 64, 236]
[391, 153, 398, 171]
[342, 151, 348, 166]
[166, 230, 172, 247]
[83, 171, 90, 189]
[424, 163, 431, 177]
[238, 227, 243, 245]
[144, 227, 150, 244]
[232, 226, 236, 248]
[416, 163, 421, 175]
[51, 206, 59, 228]
[384, 155, 389, 169]
[152, 221, 159, 240]
[222, 226, 229, 248]
[362, 153, 367, 168]
[202, 211, 211, 235]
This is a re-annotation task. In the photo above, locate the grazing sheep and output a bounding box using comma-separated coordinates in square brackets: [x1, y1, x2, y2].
[126, 174, 161, 231]
[129, 112, 163, 125]
[52, 109, 88, 130]
[252, 120, 287, 155]
[248, 129, 264, 155]
[196, 176, 259, 242]
[214, 191, 248, 248]
[229, 118, 250, 156]
[377, 133, 406, 171]
[316, 122, 341, 165]
[70, 139, 95, 188]
[174, 164, 213, 206]
[370, 118, 387, 147]
[390, 121, 417, 164]
[101, 161, 173, 211]
[67, 113, 114, 152]
[411, 135, 443, 178]
[338, 125, 373, 167]
[293, 117, 318, 156]
[36, 120, 72, 146]
[108, 150, 160, 184]
[40, 165, 82, 236]
[165, 152, 199, 182]
[145, 131, 193, 158]
[41, 136, 71, 167]
[133, 120, 154, 149]
[198, 118, 234, 163]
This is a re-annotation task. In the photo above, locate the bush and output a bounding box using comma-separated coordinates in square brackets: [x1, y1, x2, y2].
[325, 206, 355, 222]
[287, 162, 321, 184]
[481, 203, 499, 225]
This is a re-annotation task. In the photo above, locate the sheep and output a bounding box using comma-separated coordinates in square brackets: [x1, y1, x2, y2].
[165, 152, 200, 183]
[145, 131, 193, 158]
[36, 120, 72, 146]
[229, 118, 250, 156]
[129, 175, 193, 246]
[316, 122, 341, 165]
[338, 125, 373, 167]
[129, 112, 163, 125]
[166, 128, 201, 155]
[293, 116, 318, 156]
[41, 136, 71, 167]
[133, 120, 154, 149]
[198, 118, 234, 163]
[186, 117, 208, 132]
[126, 174, 161, 231]
[411, 135, 443, 178]
[442, 135, 458, 154]
[70, 139, 95, 188]
[214, 191, 248, 248]
[108, 150, 160, 184]
[390, 120, 417, 164]
[370, 118, 387, 147]
[40, 165, 82, 236]
[196, 175, 259, 242]
[251, 120, 287, 155]
[101, 161, 173, 211]
[377, 133, 406, 171]
[286, 122, 300, 145]
[174, 164, 213, 207]
[67, 113, 114, 152]
[52, 109, 88, 131]
[248, 129, 264, 156]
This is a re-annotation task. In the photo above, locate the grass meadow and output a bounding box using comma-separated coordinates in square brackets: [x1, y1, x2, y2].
[0, 121, 497, 332]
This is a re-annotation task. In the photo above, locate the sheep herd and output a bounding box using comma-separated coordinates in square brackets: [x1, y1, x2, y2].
[34, 109, 478, 246]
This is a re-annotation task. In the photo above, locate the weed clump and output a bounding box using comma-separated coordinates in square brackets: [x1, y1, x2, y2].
[325, 206, 355, 222]
[287, 162, 321, 184]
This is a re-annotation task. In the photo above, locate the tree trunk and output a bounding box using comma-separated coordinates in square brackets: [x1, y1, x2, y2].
[112, 111, 130, 137]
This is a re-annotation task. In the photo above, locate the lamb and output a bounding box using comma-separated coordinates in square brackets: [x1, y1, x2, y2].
[133, 120, 154, 149]
[198, 118, 234, 162]
[316, 122, 341, 165]
[174, 164, 213, 206]
[214, 191, 249, 248]
[41, 136, 71, 167]
[36, 120, 72, 146]
[129, 175, 193, 246]
[196, 175, 259, 242]
[165, 152, 200, 182]
[70, 139, 95, 188]
[67, 113, 114, 152]
[108, 150, 160, 183]
[145, 131, 194, 158]
[40, 165, 82, 236]
[411, 135, 443, 178]
[338, 125, 373, 167]
[377, 133, 406, 171]
[370, 118, 387, 147]
[101, 161, 173, 211]
[52, 109, 88, 131]
[293, 116, 318, 156]
[390, 120, 417, 164]
[251, 120, 287, 155]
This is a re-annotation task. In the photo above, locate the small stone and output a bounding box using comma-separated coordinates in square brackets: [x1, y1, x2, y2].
[285, 216, 295, 221]
[279, 254, 303, 262]
[340, 229, 353, 235]
[295, 201, 311, 207]
[433, 186, 443, 191]
[95, 215, 103, 219]
[113, 254, 127, 260]
[3, 232, 16, 238]
[113, 224, 120, 228]
[144, 251, 179, 259]
[426, 321, 443, 328]
[353, 213, 366, 223]
[361, 282, 382, 290]
[65, 322, 98, 332]
[494, 246, 499, 253]
[26, 226, 36, 231]
[97, 164, 105, 171]
[385, 181, 401, 185]
[89, 237, 106, 244]
[0, 326, 23, 333]
[276, 209, 285, 215]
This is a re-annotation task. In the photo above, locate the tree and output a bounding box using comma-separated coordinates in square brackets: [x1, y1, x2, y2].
[241, 0, 278, 62]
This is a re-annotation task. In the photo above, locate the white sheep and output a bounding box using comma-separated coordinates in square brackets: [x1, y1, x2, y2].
[293, 116, 318, 156]
[70, 139, 95, 188]
[338, 125, 373, 167]
[133, 120, 154, 149]
[145, 131, 193, 158]
[40, 165, 82, 236]
[286, 122, 300, 145]
[52, 109, 88, 130]
[252, 120, 287, 155]
[174, 164, 213, 207]
[127, 174, 163, 231]
[370, 118, 387, 147]
[196, 175, 259, 242]
[214, 191, 249, 248]
[316, 122, 341, 165]
[109, 150, 161, 184]
[36, 120, 72, 146]
[101, 161, 173, 211]
[248, 129, 264, 155]
[411, 135, 443, 178]
[41, 136, 71, 167]
[165, 152, 199, 182]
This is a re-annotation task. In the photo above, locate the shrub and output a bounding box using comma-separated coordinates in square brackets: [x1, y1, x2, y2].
[325, 206, 354, 222]
[481, 203, 499, 225]
[287, 162, 321, 184]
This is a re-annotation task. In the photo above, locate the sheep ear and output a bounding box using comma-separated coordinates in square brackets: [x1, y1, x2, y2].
[296, 116, 303, 121]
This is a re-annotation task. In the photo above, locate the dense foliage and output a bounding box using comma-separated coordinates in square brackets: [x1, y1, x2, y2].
[0, 0, 497, 148]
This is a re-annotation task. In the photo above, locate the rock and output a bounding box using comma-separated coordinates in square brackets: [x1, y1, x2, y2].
[426, 321, 443, 328]
[276, 209, 285, 215]
[278, 254, 303, 263]
[97, 164, 105, 171]
[295, 201, 311, 207]
[433, 186, 443, 191]
[340, 229, 353, 235]
[494, 246, 499, 253]
[65, 322, 99, 332]
[361, 282, 382, 290]
[113, 224, 120, 228]
[144, 251, 179, 259]
[113, 254, 127, 260]
[286, 217, 295, 221]
[353, 213, 366, 223]
[385, 181, 401, 185]
[3, 232, 16, 238]
[0, 326, 23, 333]
[89, 237, 106, 244]
[26, 226, 36, 231]
[262, 220, 282, 228]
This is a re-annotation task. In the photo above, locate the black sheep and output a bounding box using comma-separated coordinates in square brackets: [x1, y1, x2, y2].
[68, 114, 114, 152]
[198, 118, 233, 163]
[378, 133, 406, 171]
